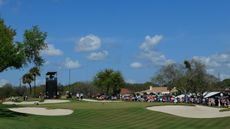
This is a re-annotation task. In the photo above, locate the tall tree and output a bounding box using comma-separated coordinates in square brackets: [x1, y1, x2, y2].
[0, 84, 16, 99]
[93, 69, 125, 96]
[22, 73, 33, 95]
[0, 18, 47, 72]
[152, 60, 218, 96]
[0, 19, 25, 72]
[111, 71, 125, 95]
[29, 67, 41, 96]
[219, 79, 230, 88]
[23, 26, 47, 66]
[152, 63, 184, 89]
[187, 60, 217, 96]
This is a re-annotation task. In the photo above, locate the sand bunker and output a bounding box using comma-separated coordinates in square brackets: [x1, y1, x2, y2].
[3, 99, 70, 105]
[83, 99, 122, 103]
[147, 105, 230, 118]
[9, 107, 73, 116]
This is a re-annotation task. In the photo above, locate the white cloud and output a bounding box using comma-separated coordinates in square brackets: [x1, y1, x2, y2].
[139, 35, 174, 66]
[193, 56, 219, 67]
[193, 53, 230, 68]
[193, 52, 230, 80]
[43, 44, 63, 56]
[130, 62, 143, 69]
[75, 34, 101, 52]
[140, 51, 174, 66]
[140, 35, 163, 51]
[87, 50, 108, 61]
[64, 58, 81, 69]
[0, 79, 10, 87]
[126, 79, 136, 84]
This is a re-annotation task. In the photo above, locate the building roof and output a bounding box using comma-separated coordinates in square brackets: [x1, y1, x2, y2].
[120, 88, 132, 95]
[149, 87, 169, 93]
[136, 86, 174, 94]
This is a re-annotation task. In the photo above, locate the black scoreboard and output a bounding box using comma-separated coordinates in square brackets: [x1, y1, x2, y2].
[46, 72, 57, 99]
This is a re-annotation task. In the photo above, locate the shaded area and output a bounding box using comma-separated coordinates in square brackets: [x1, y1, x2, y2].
[0, 104, 28, 117]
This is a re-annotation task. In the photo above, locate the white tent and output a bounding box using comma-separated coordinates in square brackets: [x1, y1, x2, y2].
[203, 92, 220, 98]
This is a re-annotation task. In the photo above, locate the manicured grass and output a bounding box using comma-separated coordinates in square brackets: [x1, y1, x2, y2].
[0, 101, 230, 129]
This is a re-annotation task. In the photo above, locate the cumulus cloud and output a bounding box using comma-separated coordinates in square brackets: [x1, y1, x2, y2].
[130, 62, 143, 69]
[140, 35, 163, 51]
[75, 34, 101, 52]
[193, 53, 230, 68]
[64, 58, 81, 69]
[87, 50, 108, 61]
[193, 53, 230, 80]
[43, 44, 63, 56]
[0, 79, 10, 87]
[139, 35, 174, 66]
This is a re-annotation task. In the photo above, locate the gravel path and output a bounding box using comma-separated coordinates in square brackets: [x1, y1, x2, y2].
[147, 105, 230, 118]
[9, 107, 73, 116]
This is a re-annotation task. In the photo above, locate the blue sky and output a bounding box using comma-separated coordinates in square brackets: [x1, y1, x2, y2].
[1, 0, 230, 86]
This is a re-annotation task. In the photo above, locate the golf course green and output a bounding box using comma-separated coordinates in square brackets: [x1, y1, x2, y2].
[0, 101, 229, 129]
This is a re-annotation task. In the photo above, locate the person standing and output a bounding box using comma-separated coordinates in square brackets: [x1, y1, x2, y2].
[76, 93, 79, 100]
[218, 99, 221, 107]
[80, 93, 83, 100]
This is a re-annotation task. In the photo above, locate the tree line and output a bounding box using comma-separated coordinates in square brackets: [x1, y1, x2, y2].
[1, 70, 230, 99]
[152, 60, 220, 97]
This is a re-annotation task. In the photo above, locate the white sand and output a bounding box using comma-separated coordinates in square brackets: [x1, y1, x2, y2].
[9, 107, 73, 116]
[83, 99, 122, 103]
[147, 105, 230, 118]
[3, 99, 70, 105]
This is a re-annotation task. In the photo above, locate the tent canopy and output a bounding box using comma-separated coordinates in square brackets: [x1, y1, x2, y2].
[203, 92, 220, 98]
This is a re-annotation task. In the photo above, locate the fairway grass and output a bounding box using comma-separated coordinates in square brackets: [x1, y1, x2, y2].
[0, 101, 230, 129]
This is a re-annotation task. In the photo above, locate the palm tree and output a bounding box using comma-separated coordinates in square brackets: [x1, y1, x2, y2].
[94, 69, 124, 96]
[22, 73, 33, 95]
[29, 67, 40, 96]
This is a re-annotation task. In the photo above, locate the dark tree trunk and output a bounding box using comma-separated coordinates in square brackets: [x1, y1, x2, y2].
[29, 84, 32, 95]
[34, 75, 36, 97]
[106, 86, 110, 96]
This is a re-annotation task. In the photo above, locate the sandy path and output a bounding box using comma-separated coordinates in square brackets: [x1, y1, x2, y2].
[9, 107, 73, 116]
[147, 105, 230, 118]
[3, 99, 70, 105]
